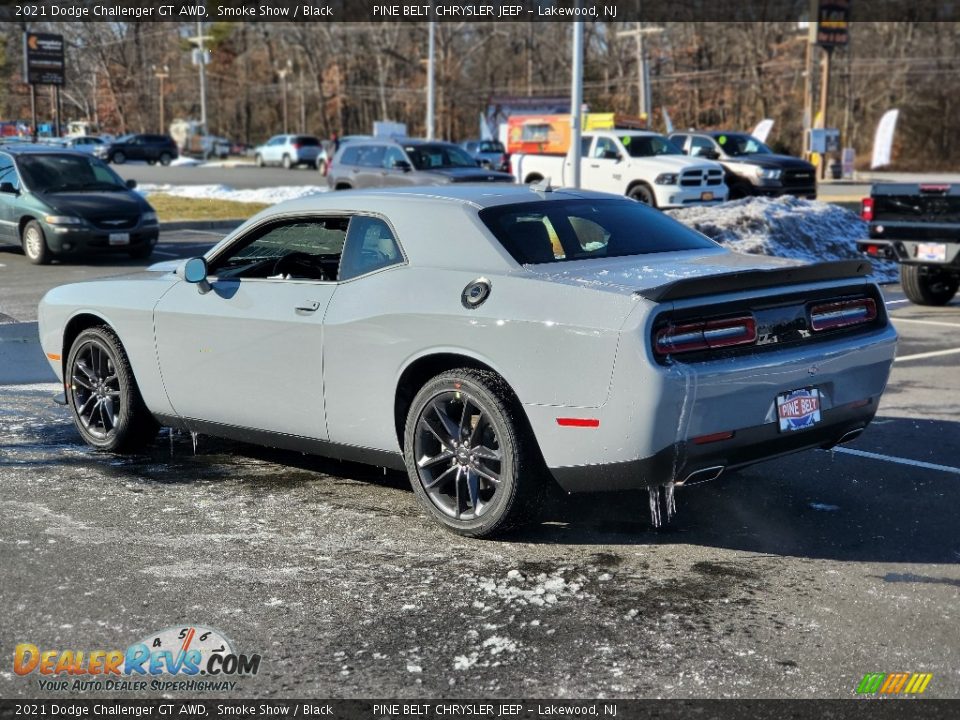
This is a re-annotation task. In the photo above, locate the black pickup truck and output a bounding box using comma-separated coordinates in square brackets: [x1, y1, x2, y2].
[858, 183, 960, 305]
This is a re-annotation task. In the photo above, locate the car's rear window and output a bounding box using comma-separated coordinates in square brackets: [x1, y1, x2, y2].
[479, 198, 716, 265]
[295, 136, 320, 146]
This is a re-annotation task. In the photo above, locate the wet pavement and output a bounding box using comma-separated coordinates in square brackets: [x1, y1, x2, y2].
[1, 236, 959, 699]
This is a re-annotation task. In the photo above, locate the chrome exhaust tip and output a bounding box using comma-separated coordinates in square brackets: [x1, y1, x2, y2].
[836, 428, 863, 445]
[678, 465, 725, 486]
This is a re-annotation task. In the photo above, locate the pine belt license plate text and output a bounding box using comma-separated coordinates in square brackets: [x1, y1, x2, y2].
[108, 232, 130, 246]
[917, 242, 947, 262]
[701, 191, 714, 201]
[777, 387, 821, 432]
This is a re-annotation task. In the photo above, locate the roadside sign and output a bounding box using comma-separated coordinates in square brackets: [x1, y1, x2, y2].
[23, 32, 65, 86]
[816, 0, 850, 47]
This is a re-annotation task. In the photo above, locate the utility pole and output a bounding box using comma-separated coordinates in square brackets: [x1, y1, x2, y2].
[153, 65, 169, 135]
[426, 20, 435, 140]
[298, 66, 306, 134]
[278, 60, 292, 134]
[616, 23, 663, 127]
[570, 21, 584, 189]
[188, 22, 212, 133]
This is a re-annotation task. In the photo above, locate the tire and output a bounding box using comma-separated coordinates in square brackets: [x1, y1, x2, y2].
[317, 159, 328, 176]
[21, 220, 52, 265]
[628, 183, 657, 207]
[729, 182, 753, 200]
[65, 326, 159, 453]
[128, 244, 153, 260]
[901, 264, 959, 306]
[403, 368, 545, 538]
[159, 152, 173, 166]
[524, 174, 543, 185]
[282, 154, 292, 169]
[255, 154, 264, 168]
[147, 159, 157, 166]
[111, 151, 126, 164]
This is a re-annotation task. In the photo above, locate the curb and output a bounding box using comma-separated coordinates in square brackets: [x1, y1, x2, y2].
[159, 219, 245, 231]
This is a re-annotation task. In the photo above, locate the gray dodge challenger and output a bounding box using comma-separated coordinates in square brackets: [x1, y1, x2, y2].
[38, 185, 898, 537]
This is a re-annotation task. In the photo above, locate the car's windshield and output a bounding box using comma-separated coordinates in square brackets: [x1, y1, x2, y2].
[478, 141, 504, 153]
[479, 198, 716, 265]
[404, 143, 477, 170]
[621, 135, 682, 158]
[18, 154, 128, 193]
[717, 133, 772, 156]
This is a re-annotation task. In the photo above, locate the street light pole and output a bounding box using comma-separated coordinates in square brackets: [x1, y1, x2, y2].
[278, 60, 292, 134]
[570, 21, 584, 189]
[426, 20, 436, 140]
[153, 65, 169, 135]
[617, 23, 664, 127]
[197, 20, 207, 133]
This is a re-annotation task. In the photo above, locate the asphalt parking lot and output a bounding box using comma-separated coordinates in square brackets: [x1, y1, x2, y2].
[1, 234, 958, 699]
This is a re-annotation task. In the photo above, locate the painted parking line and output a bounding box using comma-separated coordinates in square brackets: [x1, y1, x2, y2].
[891, 318, 960, 329]
[895, 347, 960, 363]
[832, 447, 960, 476]
[151, 250, 180, 258]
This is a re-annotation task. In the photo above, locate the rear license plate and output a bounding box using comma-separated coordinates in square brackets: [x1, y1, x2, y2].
[917, 242, 947, 262]
[108, 233, 130, 246]
[777, 387, 821, 432]
[701, 191, 714, 201]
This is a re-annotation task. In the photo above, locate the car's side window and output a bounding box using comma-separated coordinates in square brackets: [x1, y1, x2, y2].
[208, 218, 349, 282]
[357, 145, 386, 168]
[338, 216, 403, 281]
[594, 137, 619, 159]
[0, 154, 20, 190]
[670, 134, 689, 153]
[580, 135, 593, 156]
[690, 136, 715, 157]
[383, 147, 406, 169]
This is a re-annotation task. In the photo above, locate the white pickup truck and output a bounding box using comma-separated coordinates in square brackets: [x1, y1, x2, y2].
[511, 130, 728, 208]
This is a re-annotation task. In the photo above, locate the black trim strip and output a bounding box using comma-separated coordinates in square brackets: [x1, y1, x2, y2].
[153, 414, 406, 471]
[637, 260, 872, 302]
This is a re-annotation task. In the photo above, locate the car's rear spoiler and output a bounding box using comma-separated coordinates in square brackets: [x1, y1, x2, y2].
[636, 260, 873, 302]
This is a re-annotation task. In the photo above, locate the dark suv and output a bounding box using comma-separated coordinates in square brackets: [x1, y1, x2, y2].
[0, 145, 159, 264]
[328, 139, 514, 190]
[96, 134, 179, 166]
[668, 131, 817, 200]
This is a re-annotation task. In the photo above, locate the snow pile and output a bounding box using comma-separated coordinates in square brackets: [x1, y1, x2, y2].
[139, 183, 329, 205]
[667, 196, 898, 282]
[169, 157, 202, 167]
[472, 568, 587, 608]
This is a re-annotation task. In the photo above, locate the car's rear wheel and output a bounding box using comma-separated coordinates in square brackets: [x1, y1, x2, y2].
[404, 369, 543, 538]
[159, 152, 173, 166]
[66, 326, 158, 452]
[282, 154, 292, 169]
[22, 220, 52, 265]
[147, 159, 157, 166]
[628, 183, 656, 207]
[255, 154, 264, 168]
[317, 159, 328, 176]
[901, 264, 959, 306]
[111, 151, 126, 164]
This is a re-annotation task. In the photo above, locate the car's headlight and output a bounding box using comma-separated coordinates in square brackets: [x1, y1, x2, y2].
[755, 167, 782, 180]
[655, 173, 679, 185]
[142, 211, 158, 224]
[44, 215, 84, 225]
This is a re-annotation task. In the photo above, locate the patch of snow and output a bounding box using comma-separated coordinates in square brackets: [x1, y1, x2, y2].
[169, 157, 202, 167]
[810, 502, 840, 511]
[406, 663, 423, 673]
[139, 183, 329, 205]
[667, 196, 898, 282]
[453, 654, 478, 670]
[481, 635, 519, 656]
[472, 569, 586, 608]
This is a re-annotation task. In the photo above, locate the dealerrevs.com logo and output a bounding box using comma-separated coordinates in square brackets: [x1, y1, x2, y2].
[856, 672, 933, 695]
[14, 625, 261, 693]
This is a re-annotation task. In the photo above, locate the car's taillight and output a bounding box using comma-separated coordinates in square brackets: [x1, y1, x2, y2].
[861, 197, 874, 221]
[507, 154, 512, 175]
[292, 143, 302, 150]
[809, 298, 877, 332]
[654, 315, 757, 356]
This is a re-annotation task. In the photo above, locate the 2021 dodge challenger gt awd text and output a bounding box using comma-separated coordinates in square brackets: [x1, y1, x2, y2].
[38, 185, 898, 537]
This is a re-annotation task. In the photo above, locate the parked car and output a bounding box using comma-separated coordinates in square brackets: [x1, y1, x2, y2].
[858, 183, 960, 305]
[328, 139, 514, 190]
[64, 136, 106, 155]
[38, 185, 897, 537]
[95, 134, 179, 166]
[321, 134, 374, 177]
[253, 135, 323, 169]
[461, 139, 509, 171]
[668, 131, 817, 200]
[511, 130, 728, 208]
[0, 145, 159, 264]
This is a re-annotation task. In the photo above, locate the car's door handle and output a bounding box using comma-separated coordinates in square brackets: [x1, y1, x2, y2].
[589, 163, 600, 168]
[295, 301, 321, 314]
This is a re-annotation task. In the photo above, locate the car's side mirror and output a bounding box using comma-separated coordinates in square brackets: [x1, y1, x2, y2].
[0, 182, 16, 194]
[703, 150, 721, 160]
[125, 179, 137, 189]
[393, 160, 412, 172]
[178, 257, 211, 293]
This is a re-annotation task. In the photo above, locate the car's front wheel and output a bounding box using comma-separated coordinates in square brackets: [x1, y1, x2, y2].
[22, 220, 52, 265]
[66, 326, 158, 452]
[404, 369, 543, 538]
[901, 264, 959, 306]
[255, 154, 264, 167]
[317, 159, 328, 176]
[159, 152, 173, 166]
[628, 183, 656, 206]
[111, 151, 126, 164]
[282, 154, 293, 169]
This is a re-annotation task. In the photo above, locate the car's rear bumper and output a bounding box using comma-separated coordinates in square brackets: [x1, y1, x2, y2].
[858, 238, 960, 267]
[548, 400, 876, 492]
